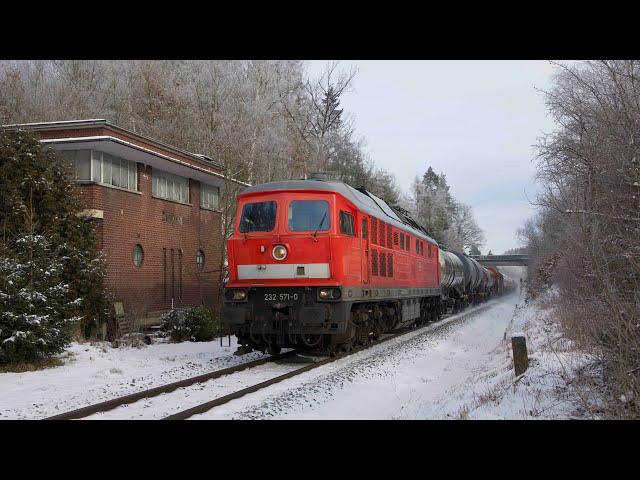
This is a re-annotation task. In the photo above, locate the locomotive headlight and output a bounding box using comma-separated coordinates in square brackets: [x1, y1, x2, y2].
[226, 289, 247, 301]
[272, 245, 288, 261]
[318, 288, 341, 300]
[233, 290, 247, 301]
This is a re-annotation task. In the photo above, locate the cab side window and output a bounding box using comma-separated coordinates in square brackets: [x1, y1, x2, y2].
[340, 211, 355, 237]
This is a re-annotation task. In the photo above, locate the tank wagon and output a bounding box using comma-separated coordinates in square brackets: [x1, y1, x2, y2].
[487, 267, 504, 295]
[438, 249, 465, 312]
[222, 175, 513, 355]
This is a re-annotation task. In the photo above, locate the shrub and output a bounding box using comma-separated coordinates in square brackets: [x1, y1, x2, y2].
[0, 129, 107, 363]
[0, 129, 107, 364]
[160, 306, 220, 342]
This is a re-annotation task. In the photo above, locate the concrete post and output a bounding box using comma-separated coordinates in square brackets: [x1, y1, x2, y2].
[511, 334, 529, 376]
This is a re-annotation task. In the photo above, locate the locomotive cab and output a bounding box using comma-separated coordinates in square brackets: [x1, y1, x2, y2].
[222, 188, 359, 354]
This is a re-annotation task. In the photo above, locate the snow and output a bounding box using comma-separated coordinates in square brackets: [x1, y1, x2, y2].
[0, 288, 591, 420]
[190, 290, 591, 420]
[0, 336, 266, 419]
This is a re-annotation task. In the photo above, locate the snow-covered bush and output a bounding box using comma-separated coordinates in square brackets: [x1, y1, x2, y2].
[0, 235, 80, 363]
[0, 129, 108, 364]
[160, 306, 219, 342]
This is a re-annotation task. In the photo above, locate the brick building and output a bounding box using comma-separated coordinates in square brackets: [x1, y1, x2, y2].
[5, 119, 245, 322]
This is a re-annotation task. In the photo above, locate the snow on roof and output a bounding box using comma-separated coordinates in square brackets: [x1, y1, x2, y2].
[2, 119, 108, 128]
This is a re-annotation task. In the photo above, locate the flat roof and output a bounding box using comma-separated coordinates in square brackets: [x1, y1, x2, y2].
[2, 118, 223, 170]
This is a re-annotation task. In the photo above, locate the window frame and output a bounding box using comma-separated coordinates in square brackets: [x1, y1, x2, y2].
[94, 150, 138, 191]
[238, 201, 278, 233]
[196, 249, 205, 270]
[339, 210, 356, 237]
[152, 168, 189, 204]
[132, 244, 144, 268]
[287, 200, 331, 233]
[200, 182, 220, 211]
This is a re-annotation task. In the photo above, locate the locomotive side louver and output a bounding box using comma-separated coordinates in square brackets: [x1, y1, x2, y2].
[371, 217, 378, 246]
[372, 249, 378, 276]
[388, 253, 393, 277]
[380, 252, 387, 277]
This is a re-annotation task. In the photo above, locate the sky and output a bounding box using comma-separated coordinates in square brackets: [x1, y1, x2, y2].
[306, 60, 558, 254]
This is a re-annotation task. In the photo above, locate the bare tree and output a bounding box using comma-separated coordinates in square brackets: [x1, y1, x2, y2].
[523, 60, 640, 418]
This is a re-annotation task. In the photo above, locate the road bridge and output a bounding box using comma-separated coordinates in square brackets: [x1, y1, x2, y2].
[469, 254, 530, 267]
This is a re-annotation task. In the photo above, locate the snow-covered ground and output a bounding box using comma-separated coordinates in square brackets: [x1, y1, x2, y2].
[0, 288, 591, 420]
[0, 335, 266, 419]
[192, 290, 591, 420]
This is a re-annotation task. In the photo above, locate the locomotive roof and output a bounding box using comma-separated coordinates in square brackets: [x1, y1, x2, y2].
[240, 179, 438, 244]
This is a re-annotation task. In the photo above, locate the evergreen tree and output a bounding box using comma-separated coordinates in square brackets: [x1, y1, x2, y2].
[318, 85, 343, 134]
[413, 166, 484, 252]
[0, 129, 108, 363]
[0, 235, 80, 363]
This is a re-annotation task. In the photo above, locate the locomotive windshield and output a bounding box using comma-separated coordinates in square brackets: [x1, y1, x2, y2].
[288, 200, 330, 232]
[239, 201, 277, 232]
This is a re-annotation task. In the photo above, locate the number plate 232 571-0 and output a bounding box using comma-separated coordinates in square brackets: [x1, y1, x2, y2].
[264, 292, 299, 302]
[260, 290, 304, 309]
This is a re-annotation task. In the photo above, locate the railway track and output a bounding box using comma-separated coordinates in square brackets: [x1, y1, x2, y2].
[46, 300, 497, 420]
[45, 350, 298, 420]
[165, 302, 494, 420]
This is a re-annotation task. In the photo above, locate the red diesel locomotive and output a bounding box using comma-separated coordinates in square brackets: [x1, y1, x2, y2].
[221, 174, 507, 355]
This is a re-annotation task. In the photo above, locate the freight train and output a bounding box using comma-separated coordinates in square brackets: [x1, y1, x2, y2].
[221, 174, 514, 355]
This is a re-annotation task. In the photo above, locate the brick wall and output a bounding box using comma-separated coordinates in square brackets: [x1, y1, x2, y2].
[76, 160, 222, 319]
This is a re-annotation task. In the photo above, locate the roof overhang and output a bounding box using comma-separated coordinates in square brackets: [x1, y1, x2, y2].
[41, 136, 250, 188]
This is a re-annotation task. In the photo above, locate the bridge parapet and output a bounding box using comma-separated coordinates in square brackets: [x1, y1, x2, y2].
[469, 254, 530, 267]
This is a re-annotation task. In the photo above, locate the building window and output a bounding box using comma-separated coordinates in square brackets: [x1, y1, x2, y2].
[66, 150, 138, 191]
[200, 183, 219, 210]
[152, 169, 189, 204]
[62, 149, 138, 190]
[196, 250, 205, 270]
[133, 244, 144, 268]
[62, 150, 91, 181]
